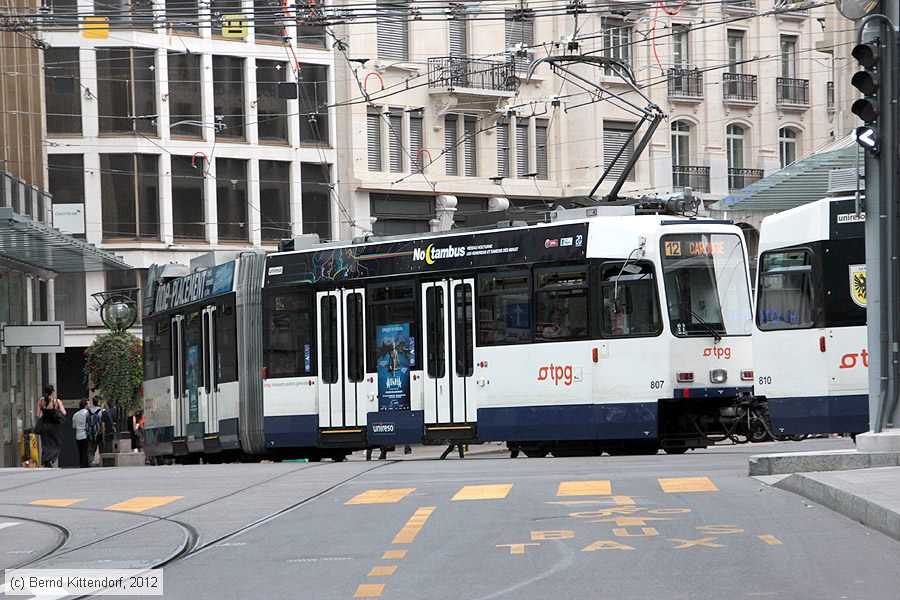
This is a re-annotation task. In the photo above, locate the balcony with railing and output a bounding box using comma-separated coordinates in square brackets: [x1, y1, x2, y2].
[668, 68, 703, 101]
[673, 165, 710, 193]
[728, 168, 764, 192]
[827, 81, 835, 112]
[722, 0, 756, 12]
[776, 77, 809, 108]
[723, 73, 757, 103]
[427, 56, 517, 96]
[774, 0, 809, 18]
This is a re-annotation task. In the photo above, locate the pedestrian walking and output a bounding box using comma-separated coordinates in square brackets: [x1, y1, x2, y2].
[36, 385, 66, 468]
[86, 399, 103, 465]
[73, 400, 90, 468]
[131, 409, 144, 452]
[100, 400, 117, 454]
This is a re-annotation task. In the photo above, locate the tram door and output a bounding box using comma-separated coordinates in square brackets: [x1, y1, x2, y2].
[316, 289, 368, 428]
[170, 314, 185, 444]
[201, 306, 218, 433]
[421, 279, 476, 428]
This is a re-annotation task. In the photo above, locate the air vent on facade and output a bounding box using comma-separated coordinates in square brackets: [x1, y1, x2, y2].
[828, 167, 864, 196]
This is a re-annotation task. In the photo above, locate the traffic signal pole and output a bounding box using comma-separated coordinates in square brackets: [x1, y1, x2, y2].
[854, 11, 900, 444]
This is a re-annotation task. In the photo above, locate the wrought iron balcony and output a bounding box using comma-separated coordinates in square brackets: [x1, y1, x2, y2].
[722, 0, 756, 11]
[723, 73, 757, 102]
[776, 77, 809, 107]
[728, 168, 764, 192]
[668, 68, 703, 100]
[827, 81, 835, 112]
[672, 165, 710, 193]
[774, 0, 809, 16]
[427, 56, 517, 93]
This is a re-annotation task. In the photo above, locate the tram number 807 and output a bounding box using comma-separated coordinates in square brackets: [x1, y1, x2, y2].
[650, 380, 665, 390]
[758, 376, 772, 386]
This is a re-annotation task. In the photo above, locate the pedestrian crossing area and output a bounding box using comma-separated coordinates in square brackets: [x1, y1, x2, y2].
[345, 476, 719, 505]
[28, 496, 183, 513]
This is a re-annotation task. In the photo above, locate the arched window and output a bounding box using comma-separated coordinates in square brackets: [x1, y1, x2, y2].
[779, 127, 798, 169]
[671, 121, 691, 167]
[726, 124, 745, 191]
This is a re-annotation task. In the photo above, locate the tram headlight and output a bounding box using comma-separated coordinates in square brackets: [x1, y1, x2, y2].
[709, 369, 727, 384]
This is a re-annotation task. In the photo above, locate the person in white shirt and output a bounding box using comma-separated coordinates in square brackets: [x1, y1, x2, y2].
[72, 399, 89, 468]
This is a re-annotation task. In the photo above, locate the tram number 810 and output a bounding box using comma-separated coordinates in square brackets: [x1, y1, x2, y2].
[758, 376, 772, 386]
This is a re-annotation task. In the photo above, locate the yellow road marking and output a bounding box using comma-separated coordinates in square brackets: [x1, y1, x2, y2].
[345, 488, 416, 505]
[382, 550, 407, 560]
[658, 477, 719, 493]
[759, 535, 783, 545]
[496, 543, 539, 555]
[30, 499, 85, 507]
[392, 507, 436, 544]
[452, 484, 512, 501]
[354, 583, 385, 598]
[557, 480, 612, 496]
[104, 496, 184, 513]
[368, 566, 397, 577]
[613, 495, 636, 505]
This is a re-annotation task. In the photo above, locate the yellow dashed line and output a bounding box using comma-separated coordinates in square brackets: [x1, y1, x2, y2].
[104, 496, 184, 513]
[392, 507, 436, 544]
[368, 566, 397, 577]
[658, 477, 718, 493]
[353, 583, 385, 598]
[345, 488, 416, 505]
[30, 499, 85, 507]
[759, 535, 783, 545]
[452, 484, 513, 501]
[382, 550, 407, 560]
[557, 480, 612, 496]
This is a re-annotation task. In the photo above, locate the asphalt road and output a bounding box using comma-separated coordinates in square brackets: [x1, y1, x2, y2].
[1, 438, 898, 600]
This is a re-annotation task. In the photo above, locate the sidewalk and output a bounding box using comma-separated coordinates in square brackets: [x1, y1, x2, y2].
[751, 448, 900, 544]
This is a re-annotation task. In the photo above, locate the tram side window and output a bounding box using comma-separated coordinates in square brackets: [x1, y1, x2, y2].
[454, 283, 474, 377]
[599, 262, 661, 337]
[143, 318, 172, 380]
[183, 311, 203, 392]
[320, 295, 339, 384]
[756, 249, 815, 330]
[263, 289, 316, 378]
[216, 301, 238, 383]
[346, 292, 365, 383]
[534, 268, 589, 342]
[425, 285, 446, 378]
[477, 272, 532, 345]
[367, 283, 418, 373]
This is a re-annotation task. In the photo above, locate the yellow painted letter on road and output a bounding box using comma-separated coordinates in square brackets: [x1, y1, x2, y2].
[496, 543, 539, 555]
[581, 540, 636, 552]
[668, 537, 725, 549]
[531, 530, 575, 541]
[613, 527, 659, 537]
[697, 525, 745, 535]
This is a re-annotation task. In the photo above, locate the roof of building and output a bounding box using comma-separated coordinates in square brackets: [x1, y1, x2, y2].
[711, 135, 861, 212]
[0, 208, 131, 273]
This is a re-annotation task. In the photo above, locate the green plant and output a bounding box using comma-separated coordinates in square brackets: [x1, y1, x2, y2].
[84, 331, 143, 417]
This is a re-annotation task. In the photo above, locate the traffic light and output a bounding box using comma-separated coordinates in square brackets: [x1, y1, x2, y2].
[851, 40, 881, 125]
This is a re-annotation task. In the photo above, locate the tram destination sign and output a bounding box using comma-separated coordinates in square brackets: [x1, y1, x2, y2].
[148, 261, 236, 315]
[266, 223, 589, 286]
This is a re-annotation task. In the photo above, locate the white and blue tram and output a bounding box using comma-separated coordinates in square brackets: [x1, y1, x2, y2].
[259, 205, 755, 458]
[142, 253, 267, 462]
[754, 197, 869, 437]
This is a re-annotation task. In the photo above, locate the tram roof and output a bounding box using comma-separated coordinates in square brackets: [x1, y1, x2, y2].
[758, 196, 864, 251]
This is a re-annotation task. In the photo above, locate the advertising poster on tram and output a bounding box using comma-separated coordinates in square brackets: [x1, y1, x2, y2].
[376, 323, 413, 411]
[186, 345, 200, 423]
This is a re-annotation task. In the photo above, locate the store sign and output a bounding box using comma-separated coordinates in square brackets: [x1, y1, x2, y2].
[52, 204, 85, 235]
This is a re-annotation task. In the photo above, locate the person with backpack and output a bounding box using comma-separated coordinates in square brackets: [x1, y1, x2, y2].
[72, 399, 90, 468]
[85, 398, 103, 466]
[100, 400, 117, 453]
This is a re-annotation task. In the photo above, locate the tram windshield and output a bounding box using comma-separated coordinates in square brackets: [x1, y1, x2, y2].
[660, 233, 752, 337]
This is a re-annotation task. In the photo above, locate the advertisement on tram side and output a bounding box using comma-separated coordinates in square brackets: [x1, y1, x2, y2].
[376, 323, 413, 411]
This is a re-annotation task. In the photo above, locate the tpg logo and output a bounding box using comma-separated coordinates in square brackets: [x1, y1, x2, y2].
[538, 364, 582, 386]
[703, 347, 732, 360]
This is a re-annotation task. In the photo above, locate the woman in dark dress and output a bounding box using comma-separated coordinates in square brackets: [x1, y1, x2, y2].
[36, 385, 66, 467]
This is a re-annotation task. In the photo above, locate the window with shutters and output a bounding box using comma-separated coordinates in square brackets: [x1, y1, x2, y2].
[449, 12, 468, 56]
[44, 48, 82, 135]
[409, 110, 425, 172]
[516, 120, 529, 177]
[497, 118, 510, 177]
[388, 109, 404, 173]
[445, 114, 459, 176]
[368, 107, 383, 171]
[600, 20, 632, 77]
[464, 116, 477, 177]
[97, 48, 156, 135]
[603, 121, 636, 182]
[168, 52, 202, 138]
[505, 8, 534, 72]
[535, 119, 548, 180]
[377, 1, 409, 62]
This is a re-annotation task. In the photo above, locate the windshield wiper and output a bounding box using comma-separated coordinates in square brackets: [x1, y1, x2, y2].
[678, 301, 722, 343]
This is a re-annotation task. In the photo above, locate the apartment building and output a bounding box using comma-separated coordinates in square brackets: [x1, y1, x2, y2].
[333, 0, 836, 240]
[40, 0, 337, 394]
